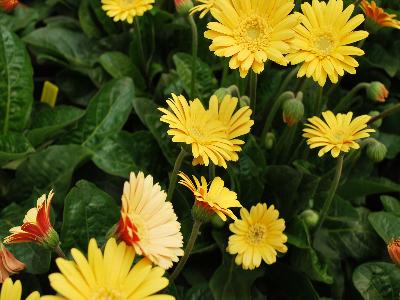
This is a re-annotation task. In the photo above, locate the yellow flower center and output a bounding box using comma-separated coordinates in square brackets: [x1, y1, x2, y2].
[247, 223, 266, 245]
[331, 129, 349, 143]
[92, 288, 126, 300]
[189, 126, 207, 141]
[313, 33, 335, 56]
[234, 15, 271, 52]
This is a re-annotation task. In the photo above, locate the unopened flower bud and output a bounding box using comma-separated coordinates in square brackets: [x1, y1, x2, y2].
[264, 132, 275, 150]
[239, 95, 250, 107]
[192, 201, 213, 223]
[366, 140, 387, 162]
[368, 111, 382, 128]
[282, 95, 304, 126]
[213, 88, 230, 100]
[174, 0, 194, 15]
[299, 209, 319, 229]
[388, 239, 400, 265]
[367, 82, 389, 103]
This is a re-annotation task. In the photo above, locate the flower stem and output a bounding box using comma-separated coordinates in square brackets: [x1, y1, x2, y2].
[315, 155, 344, 232]
[166, 148, 187, 202]
[134, 18, 147, 78]
[169, 220, 202, 283]
[333, 82, 369, 113]
[315, 86, 323, 115]
[249, 71, 258, 114]
[209, 163, 216, 180]
[54, 245, 67, 259]
[367, 103, 400, 125]
[188, 15, 198, 99]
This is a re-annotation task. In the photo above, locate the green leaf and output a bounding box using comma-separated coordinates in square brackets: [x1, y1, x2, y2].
[64, 78, 135, 150]
[368, 212, 400, 243]
[338, 177, 400, 199]
[0, 26, 33, 132]
[362, 42, 400, 77]
[381, 196, 400, 216]
[78, 0, 102, 39]
[27, 105, 84, 147]
[0, 133, 34, 166]
[0, 203, 51, 274]
[184, 284, 214, 300]
[378, 133, 400, 160]
[173, 52, 218, 99]
[353, 262, 400, 300]
[92, 130, 163, 178]
[61, 180, 119, 251]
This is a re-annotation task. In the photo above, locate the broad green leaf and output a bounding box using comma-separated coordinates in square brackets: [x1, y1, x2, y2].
[78, 0, 102, 39]
[92, 130, 163, 178]
[0, 26, 33, 132]
[338, 177, 400, 199]
[184, 284, 214, 300]
[353, 262, 400, 300]
[0, 6, 40, 32]
[362, 42, 400, 77]
[0, 133, 34, 166]
[27, 105, 84, 147]
[64, 78, 135, 150]
[0, 203, 51, 274]
[61, 180, 119, 251]
[89, 0, 118, 35]
[378, 133, 400, 160]
[368, 212, 400, 243]
[381, 196, 400, 216]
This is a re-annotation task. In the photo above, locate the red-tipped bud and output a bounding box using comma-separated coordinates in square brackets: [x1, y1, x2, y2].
[388, 239, 400, 265]
[174, 0, 194, 15]
[367, 82, 389, 103]
[282, 92, 304, 126]
[0, 0, 19, 12]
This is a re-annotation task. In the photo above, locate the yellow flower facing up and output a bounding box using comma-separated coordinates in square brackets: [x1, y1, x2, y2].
[227, 203, 288, 270]
[0, 278, 40, 300]
[205, 0, 299, 78]
[190, 0, 216, 19]
[303, 111, 375, 158]
[361, 1, 400, 30]
[42, 238, 174, 300]
[101, 0, 154, 24]
[178, 172, 242, 221]
[287, 0, 369, 86]
[159, 94, 237, 168]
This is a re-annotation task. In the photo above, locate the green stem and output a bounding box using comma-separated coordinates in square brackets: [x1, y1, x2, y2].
[188, 15, 198, 99]
[249, 71, 258, 114]
[209, 163, 216, 180]
[367, 103, 400, 125]
[169, 220, 202, 282]
[134, 18, 147, 77]
[54, 244, 67, 259]
[315, 86, 323, 115]
[315, 155, 344, 232]
[166, 149, 187, 202]
[297, 77, 310, 93]
[333, 83, 369, 113]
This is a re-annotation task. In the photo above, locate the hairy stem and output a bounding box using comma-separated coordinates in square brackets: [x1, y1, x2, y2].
[188, 15, 198, 99]
[167, 149, 187, 202]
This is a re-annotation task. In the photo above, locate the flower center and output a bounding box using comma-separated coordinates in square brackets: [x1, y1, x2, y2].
[247, 224, 266, 245]
[92, 288, 126, 300]
[234, 15, 270, 52]
[313, 33, 334, 56]
[189, 126, 206, 141]
[332, 129, 347, 143]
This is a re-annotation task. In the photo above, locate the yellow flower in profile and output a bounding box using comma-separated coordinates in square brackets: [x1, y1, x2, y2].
[190, 0, 216, 19]
[101, 0, 154, 24]
[361, 1, 400, 30]
[303, 111, 375, 158]
[204, 0, 299, 78]
[159, 93, 237, 168]
[0, 278, 40, 300]
[227, 203, 288, 270]
[287, 0, 369, 86]
[42, 238, 174, 300]
[115, 172, 184, 270]
[178, 172, 241, 221]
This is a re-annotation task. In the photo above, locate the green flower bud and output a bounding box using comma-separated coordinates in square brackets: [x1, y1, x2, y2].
[368, 111, 382, 128]
[366, 140, 387, 162]
[239, 95, 250, 107]
[367, 82, 389, 103]
[299, 209, 319, 229]
[174, 0, 194, 16]
[213, 87, 230, 100]
[264, 132, 275, 150]
[282, 96, 304, 126]
[192, 202, 213, 223]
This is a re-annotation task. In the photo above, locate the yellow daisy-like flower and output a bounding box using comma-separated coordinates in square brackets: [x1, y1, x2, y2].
[0, 278, 40, 300]
[101, 0, 154, 24]
[303, 111, 375, 158]
[287, 0, 369, 86]
[361, 0, 400, 30]
[178, 172, 241, 221]
[41, 238, 174, 300]
[190, 0, 216, 19]
[159, 93, 237, 168]
[204, 0, 299, 78]
[227, 203, 288, 270]
[115, 172, 184, 270]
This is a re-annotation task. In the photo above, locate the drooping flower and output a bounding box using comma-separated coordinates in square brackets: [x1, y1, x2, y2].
[287, 0, 369, 86]
[388, 239, 400, 265]
[101, 0, 154, 24]
[178, 172, 242, 221]
[42, 238, 174, 300]
[159, 93, 237, 168]
[4, 191, 60, 250]
[367, 81, 389, 102]
[227, 203, 288, 270]
[204, 0, 299, 78]
[175, 0, 194, 15]
[0, 278, 40, 300]
[115, 172, 183, 269]
[361, 1, 400, 31]
[303, 111, 375, 158]
[0, 0, 19, 12]
[0, 243, 25, 283]
[190, 0, 216, 19]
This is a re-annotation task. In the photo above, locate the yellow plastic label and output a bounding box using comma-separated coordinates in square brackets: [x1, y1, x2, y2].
[40, 81, 59, 108]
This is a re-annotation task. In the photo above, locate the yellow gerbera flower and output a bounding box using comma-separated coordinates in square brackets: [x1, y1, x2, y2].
[101, 0, 154, 24]
[159, 93, 236, 168]
[190, 0, 216, 19]
[204, 0, 299, 78]
[361, 0, 400, 30]
[303, 111, 375, 158]
[0, 278, 40, 300]
[115, 172, 184, 270]
[178, 172, 241, 221]
[227, 203, 288, 270]
[42, 238, 174, 300]
[287, 0, 369, 86]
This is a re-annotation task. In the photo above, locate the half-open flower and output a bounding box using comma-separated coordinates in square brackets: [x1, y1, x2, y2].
[4, 191, 60, 250]
[0, 243, 25, 283]
[361, 0, 400, 31]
